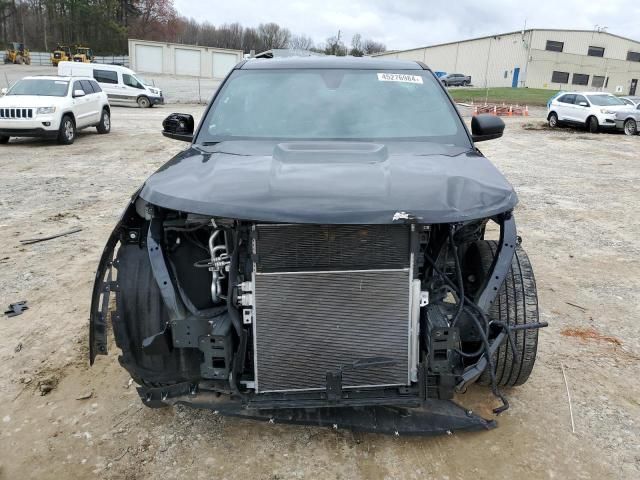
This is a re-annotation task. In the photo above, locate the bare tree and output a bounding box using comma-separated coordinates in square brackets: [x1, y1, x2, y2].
[324, 34, 346, 56]
[350, 33, 363, 57]
[288, 34, 314, 51]
[363, 38, 386, 55]
[258, 22, 291, 49]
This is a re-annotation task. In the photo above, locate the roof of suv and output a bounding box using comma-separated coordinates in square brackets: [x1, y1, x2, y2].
[557, 91, 616, 97]
[22, 75, 93, 81]
[241, 56, 423, 70]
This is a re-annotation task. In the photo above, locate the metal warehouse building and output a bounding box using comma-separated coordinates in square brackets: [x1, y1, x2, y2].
[375, 29, 640, 95]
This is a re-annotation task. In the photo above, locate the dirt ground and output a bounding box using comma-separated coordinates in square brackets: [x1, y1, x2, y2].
[1, 87, 639, 479]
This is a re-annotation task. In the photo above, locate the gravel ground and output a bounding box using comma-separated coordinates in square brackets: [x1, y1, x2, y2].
[0, 69, 639, 479]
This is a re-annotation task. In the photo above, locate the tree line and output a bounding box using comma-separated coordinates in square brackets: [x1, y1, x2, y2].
[0, 0, 386, 56]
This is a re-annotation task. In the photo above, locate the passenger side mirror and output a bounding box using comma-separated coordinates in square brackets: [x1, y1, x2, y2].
[0, 87, 7, 96]
[471, 114, 505, 142]
[162, 113, 194, 142]
[578, 101, 589, 107]
[73, 89, 85, 98]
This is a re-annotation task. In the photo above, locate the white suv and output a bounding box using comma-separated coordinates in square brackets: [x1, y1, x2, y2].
[0, 75, 110, 145]
[547, 91, 632, 133]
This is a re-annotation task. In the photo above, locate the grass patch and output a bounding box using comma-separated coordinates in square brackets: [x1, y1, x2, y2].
[449, 87, 559, 107]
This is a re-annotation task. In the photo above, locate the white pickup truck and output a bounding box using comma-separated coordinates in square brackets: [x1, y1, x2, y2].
[0, 75, 111, 145]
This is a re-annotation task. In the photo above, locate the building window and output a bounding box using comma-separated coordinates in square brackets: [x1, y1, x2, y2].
[551, 71, 570, 83]
[546, 40, 564, 52]
[572, 73, 589, 86]
[588, 46, 605, 57]
[592, 76, 607, 88]
[627, 51, 640, 62]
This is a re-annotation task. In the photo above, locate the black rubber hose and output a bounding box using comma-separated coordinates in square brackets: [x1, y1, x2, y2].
[226, 233, 248, 399]
[448, 227, 465, 327]
[226, 235, 243, 338]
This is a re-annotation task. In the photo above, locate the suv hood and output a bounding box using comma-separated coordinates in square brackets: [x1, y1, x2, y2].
[139, 141, 518, 224]
[0, 95, 67, 108]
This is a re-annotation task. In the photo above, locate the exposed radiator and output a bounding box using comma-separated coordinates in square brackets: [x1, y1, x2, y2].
[252, 224, 414, 393]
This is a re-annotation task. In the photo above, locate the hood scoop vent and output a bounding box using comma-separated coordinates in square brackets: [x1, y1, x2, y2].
[273, 142, 388, 164]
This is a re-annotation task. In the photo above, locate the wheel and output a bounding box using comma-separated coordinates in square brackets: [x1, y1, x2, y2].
[624, 118, 637, 136]
[463, 80, 469, 86]
[587, 116, 599, 133]
[57, 115, 76, 145]
[464, 240, 539, 387]
[24, 56, 31, 65]
[16, 55, 24, 65]
[0, 136, 9, 144]
[113, 245, 201, 388]
[96, 108, 110, 134]
[548, 112, 558, 128]
[137, 96, 151, 108]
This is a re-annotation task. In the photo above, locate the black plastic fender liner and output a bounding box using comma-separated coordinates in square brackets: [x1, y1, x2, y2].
[89, 229, 120, 364]
[89, 195, 142, 364]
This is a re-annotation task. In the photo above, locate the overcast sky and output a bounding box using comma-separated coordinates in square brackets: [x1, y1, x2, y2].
[173, 0, 638, 50]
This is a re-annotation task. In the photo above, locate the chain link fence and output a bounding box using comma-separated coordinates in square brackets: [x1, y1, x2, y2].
[27, 52, 129, 67]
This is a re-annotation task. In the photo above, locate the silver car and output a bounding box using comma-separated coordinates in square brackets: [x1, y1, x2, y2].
[615, 103, 640, 135]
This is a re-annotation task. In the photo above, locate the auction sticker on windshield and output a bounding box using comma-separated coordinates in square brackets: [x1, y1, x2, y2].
[377, 73, 423, 84]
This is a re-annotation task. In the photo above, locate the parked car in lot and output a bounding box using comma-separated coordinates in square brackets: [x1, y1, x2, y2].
[620, 96, 640, 107]
[0, 75, 110, 144]
[440, 73, 471, 86]
[58, 61, 163, 108]
[547, 91, 632, 133]
[89, 57, 546, 436]
[615, 103, 640, 135]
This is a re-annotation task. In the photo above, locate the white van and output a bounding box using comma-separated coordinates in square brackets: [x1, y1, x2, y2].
[58, 61, 163, 108]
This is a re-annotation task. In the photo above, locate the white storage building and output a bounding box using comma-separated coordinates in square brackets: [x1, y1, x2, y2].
[128, 39, 243, 80]
[374, 29, 640, 95]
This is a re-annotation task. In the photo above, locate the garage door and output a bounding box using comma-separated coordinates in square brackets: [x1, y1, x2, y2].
[135, 44, 163, 73]
[175, 48, 201, 76]
[213, 52, 239, 79]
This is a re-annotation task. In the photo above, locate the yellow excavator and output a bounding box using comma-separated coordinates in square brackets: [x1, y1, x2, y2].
[72, 46, 95, 63]
[51, 44, 73, 66]
[4, 42, 31, 65]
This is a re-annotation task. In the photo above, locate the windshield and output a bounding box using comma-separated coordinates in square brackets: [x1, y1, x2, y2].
[135, 75, 150, 86]
[587, 95, 625, 106]
[8, 79, 69, 97]
[197, 69, 469, 146]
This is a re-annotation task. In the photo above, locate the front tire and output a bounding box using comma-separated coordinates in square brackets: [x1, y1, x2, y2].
[466, 240, 540, 387]
[57, 115, 76, 145]
[624, 118, 637, 136]
[587, 116, 599, 133]
[96, 108, 110, 134]
[137, 96, 151, 108]
[548, 112, 559, 128]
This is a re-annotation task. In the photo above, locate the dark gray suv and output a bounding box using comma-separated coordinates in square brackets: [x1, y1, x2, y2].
[90, 57, 544, 436]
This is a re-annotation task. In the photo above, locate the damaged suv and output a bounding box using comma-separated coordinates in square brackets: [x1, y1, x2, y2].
[90, 58, 546, 435]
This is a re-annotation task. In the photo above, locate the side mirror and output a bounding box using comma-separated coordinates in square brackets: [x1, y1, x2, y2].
[73, 89, 85, 98]
[578, 101, 589, 107]
[0, 87, 7, 96]
[471, 114, 505, 142]
[162, 113, 194, 142]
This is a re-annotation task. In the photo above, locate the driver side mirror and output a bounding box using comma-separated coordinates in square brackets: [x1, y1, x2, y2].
[73, 89, 85, 98]
[578, 101, 589, 107]
[162, 113, 194, 142]
[0, 87, 7, 96]
[471, 114, 505, 142]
